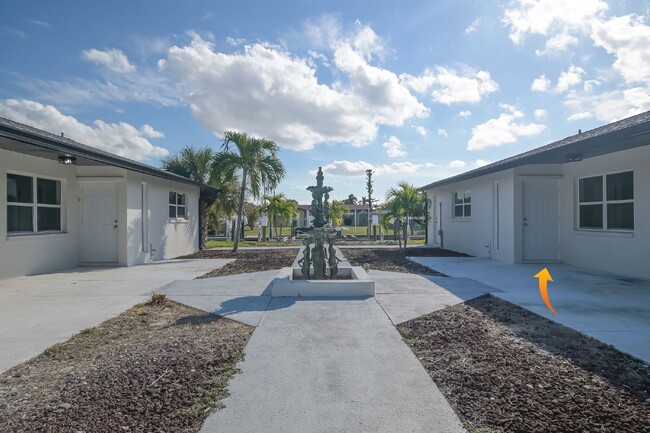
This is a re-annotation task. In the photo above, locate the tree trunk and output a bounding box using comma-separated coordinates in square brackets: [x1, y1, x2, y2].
[232, 171, 247, 252]
[397, 220, 403, 250]
[199, 200, 209, 250]
[403, 215, 410, 254]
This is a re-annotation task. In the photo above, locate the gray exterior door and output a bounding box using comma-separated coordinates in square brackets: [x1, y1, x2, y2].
[523, 178, 559, 261]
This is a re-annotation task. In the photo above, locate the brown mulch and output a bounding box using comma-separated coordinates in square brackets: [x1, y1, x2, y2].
[178, 249, 297, 278]
[343, 248, 454, 276]
[398, 294, 650, 433]
[0, 299, 253, 433]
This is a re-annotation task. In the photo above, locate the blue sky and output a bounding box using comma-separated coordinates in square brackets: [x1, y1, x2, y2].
[1, 0, 649, 203]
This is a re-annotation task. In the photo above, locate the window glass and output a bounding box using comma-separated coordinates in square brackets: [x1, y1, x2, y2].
[7, 206, 33, 232]
[607, 203, 634, 230]
[177, 206, 186, 218]
[454, 206, 463, 218]
[37, 178, 61, 205]
[606, 172, 633, 201]
[579, 204, 603, 229]
[464, 205, 471, 217]
[464, 190, 471, 203]
[169, 192, 176, 205]
[177, 193, 185, 206]
[37, 207, 61, 231]
[454, 193, 463, 205]
[579, 176, 603, 202]
[169, 205, 176, 218]
[7, 174, 33, 203]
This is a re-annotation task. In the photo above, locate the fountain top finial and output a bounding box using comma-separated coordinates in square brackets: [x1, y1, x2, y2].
[306, 167, 333, 228]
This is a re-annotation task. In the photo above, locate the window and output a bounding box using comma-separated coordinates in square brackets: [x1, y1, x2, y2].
[7, 174, 62, 234]
[453, 190, 471, 218]
[169, 192, 186, 219]
[578, 171, 633, 231]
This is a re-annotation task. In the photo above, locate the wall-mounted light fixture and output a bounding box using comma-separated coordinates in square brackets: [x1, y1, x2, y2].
[565, 153, 584, 163]
[58, 154, 77, 165]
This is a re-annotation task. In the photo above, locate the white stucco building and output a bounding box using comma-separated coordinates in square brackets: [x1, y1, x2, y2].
[423, 111, 650, 280]
[0, 117, 218, 279]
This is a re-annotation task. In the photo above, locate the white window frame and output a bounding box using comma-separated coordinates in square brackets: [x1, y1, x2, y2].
[577, 170, 634, 232]
[452, 189, 471, 219]
[6, 172, 64, 235]
[168, 191, 187, 221]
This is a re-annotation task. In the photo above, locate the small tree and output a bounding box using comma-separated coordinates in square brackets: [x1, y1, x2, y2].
[259, 193, 297, 240]
[382, 182, 429, 252]
[329, 200, 345, 227]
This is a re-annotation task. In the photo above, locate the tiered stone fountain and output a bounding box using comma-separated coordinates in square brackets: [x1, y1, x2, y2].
[270, 167, 375, 297]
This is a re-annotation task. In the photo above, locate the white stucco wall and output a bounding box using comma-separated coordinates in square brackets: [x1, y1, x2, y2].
[425, 169, 515, 262]
[0, 149, 81, 278]
[558, 145, 650, 279]
[125, 171, 199, 266]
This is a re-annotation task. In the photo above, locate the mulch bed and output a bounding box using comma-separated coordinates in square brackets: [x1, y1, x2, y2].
[343, 248, 453, 276]
[403, 247, 471, 257]
[178, 249, 297, 278]
[0, 299, 253, 433]
[398, 294, 650, 433]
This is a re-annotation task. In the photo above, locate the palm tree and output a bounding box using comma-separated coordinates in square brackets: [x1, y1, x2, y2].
[382, 182, 429, 252]
[259, 194, 297, 240]
[161, 146, 216, 248]
[329, 200, 345, 227]
[344, 194, 358, 205]
[213, 132, 285, 252]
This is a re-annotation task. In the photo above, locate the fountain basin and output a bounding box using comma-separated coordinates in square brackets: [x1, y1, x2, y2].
[270, 266, 375, 297]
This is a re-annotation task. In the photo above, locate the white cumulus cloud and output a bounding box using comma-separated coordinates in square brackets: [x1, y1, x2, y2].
[503, 0, 608, 44]
[437, 129, 449, 137]
[321, 160, 437, 177]
[412, 125, 427, 136]
[567, 112, 593, 121]
[590, 14, 650, 84]
[459, 110, 472, 117]
[565, 87, 650, 122]
[468, 105, 546, 151]
[535, 33, 579, 56]
[534, 109, 548, 119]
[163, 30, 427, 151]
[0, 99, 168, 160]
[448, 160, 466, 168]
[401, 66, 498, 104]
[81, 48, 135, 73]
[382, 136, 407, 158]
[531, 74, 551, 92]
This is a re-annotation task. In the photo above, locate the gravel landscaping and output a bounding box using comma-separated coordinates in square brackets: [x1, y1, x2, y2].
[0, 298, 253, 433]
[398, 294, 650, 433]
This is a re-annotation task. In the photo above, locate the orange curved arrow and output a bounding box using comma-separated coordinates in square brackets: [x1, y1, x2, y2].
[534, 268, 557, 315]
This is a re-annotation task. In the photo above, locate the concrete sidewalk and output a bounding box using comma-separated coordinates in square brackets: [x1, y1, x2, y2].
[410, 256, 650, 362]
[162, 269, 468, 433]
[0, 259, 229, 373]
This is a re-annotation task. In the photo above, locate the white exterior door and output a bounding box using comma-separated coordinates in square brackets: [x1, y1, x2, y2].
[82, 182, 118, 263]
[431, 195, 440, 245]
[523, 178, 559, 261]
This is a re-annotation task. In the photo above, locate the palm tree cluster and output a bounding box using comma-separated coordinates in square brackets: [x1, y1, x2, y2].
[161, 131, 286, 252]
[259, 193, 298, 240]
[381, 181, 429, 252]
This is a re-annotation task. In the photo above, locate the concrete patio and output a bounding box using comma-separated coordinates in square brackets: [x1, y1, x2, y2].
[409, 256, 650, 362]
[0, 259, 229, 373]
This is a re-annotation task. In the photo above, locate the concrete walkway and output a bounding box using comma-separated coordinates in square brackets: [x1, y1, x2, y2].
[162, 269, 469, 433]
[410, 256, 650, 362]
[0, 259, 229, 373]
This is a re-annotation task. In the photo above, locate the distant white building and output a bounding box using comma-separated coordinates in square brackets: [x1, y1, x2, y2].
[0, 117, 218, 279]
[422, 111, 650, 280]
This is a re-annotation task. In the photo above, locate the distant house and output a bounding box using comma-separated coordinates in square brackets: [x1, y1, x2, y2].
[297, 203, 370, 227]
[422, 111, 650, 280]
[0, 117, 218, 279]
